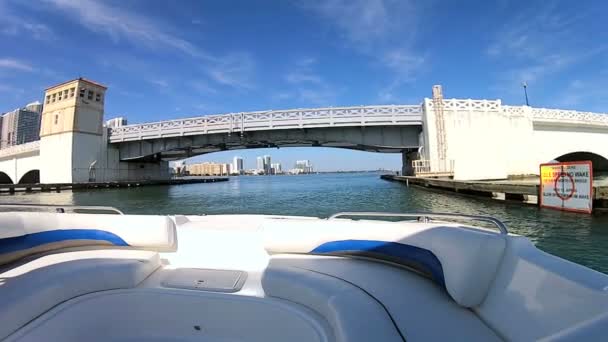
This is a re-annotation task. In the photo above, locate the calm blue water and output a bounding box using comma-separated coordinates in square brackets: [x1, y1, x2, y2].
[2, 173, 607, 273]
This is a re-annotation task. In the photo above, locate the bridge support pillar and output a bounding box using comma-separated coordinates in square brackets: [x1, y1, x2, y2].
[401, 151, 415, 176]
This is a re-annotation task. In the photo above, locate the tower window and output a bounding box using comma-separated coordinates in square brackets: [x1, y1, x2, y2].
[87, 90, 94, 100]
[51, 94, 56, 102]
[95, 93, 101, 102]
[80, 88, 85, 97]
[54, 115, 58, 124]
[58, 92, 62, 101]
[46, 95, 50, 104]
[70, 87, 75, 97]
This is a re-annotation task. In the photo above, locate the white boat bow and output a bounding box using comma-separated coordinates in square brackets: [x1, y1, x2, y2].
[0, 206, 606, 341]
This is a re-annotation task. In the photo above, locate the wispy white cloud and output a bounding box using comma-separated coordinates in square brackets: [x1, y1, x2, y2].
[277, 57, 338, 106]
[285, 57, 322, 85]
[1, 21, 54, 41]
[302, 0, 417, 49]
[115, 89, 144, 99]
[189, 80, 217, 94]
[377, 49, 426, 102]
[301, 0, 425, 102]
[0, 1, 55, 41]
[39, 0, 256, 90]
[486, 4, 587, 61]
[487, 4, 604, 88]
[41, 0, 214, 61]
[296, 88, 337, 106]
[285, 73, 322, 84]
[0, 58, 34, 72]
[272, 93, 293, 101]
[206, 52, 255, 89]
[554, 79, 608, 112]
[382, 49, 425, 81]
[148, 79, 169, 88]
[0, 84, 25, 95]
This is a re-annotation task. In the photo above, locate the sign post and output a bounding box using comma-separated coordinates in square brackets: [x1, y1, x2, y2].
[539, 161, 593, 213]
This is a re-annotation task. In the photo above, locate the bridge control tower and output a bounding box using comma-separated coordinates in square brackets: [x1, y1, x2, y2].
[39, 78, 107, 183]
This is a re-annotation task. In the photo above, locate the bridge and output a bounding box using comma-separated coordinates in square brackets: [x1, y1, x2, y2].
[108, 105, 423, 160]
[0, 78, 606, 184]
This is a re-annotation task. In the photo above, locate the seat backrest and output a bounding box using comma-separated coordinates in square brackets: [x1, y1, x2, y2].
[261, 218, 506, 308]
[0, 212, 177, 266]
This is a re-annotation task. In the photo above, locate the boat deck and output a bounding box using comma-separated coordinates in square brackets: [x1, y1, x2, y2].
[1, 213, 607, 341]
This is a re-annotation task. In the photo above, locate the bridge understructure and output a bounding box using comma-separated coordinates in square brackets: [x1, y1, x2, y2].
[110, 105, 424, 176]
[116, 125, 421, 161]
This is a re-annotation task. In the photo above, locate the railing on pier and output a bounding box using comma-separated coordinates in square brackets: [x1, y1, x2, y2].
[412, 159, 454, 178]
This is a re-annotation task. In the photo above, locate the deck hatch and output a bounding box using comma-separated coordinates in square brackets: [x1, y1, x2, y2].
[162, 268, 247, 293]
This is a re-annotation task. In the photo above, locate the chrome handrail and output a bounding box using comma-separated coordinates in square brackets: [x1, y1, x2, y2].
[328, 212, 508, 234]
[0, 204, 124, 215]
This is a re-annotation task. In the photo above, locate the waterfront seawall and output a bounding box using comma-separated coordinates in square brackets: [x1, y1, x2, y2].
[0, 177, 228, 194]
[381, 175, 608, 212]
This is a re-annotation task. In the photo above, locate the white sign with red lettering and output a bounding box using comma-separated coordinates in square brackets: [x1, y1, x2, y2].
[540, 161, 593, 213]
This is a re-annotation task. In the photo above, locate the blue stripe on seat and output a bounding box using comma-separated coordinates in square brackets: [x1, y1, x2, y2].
[311, 239, 445, 288]
[0, 229, 129, 254]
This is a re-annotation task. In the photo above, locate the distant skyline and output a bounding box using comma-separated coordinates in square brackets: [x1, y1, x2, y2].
[178, 147, 400, 172]
[1, 0, 607, 170]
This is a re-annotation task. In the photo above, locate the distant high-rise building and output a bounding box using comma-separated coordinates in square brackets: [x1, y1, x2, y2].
[186, 162, 230, 176]
[25, 101, 43, 114]
[294, 160, 313, 174]
[271, 163, 282, 174]
[0, 105, 42, 149]
[256, 156, 264, 172]
[106, 117, 127, 128]
[232, 156, 244, 174]
[263, 155, 271, 174]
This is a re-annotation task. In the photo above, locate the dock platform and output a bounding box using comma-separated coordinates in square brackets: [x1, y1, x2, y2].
[0, 177, 229, 194]
[381, 175, 608, 211]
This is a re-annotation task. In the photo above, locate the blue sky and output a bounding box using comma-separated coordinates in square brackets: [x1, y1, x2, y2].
[1, 0, 607, 170]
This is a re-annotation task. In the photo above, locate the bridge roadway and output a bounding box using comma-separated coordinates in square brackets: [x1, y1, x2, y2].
[107, 105, 424, 161]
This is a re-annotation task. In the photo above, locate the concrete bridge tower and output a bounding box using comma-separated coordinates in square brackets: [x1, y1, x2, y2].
[39, 78, 107, 183]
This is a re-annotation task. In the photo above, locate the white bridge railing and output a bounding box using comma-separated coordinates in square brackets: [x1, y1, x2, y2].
[503, 106, 608, 126]
[108, 101, 608, 144]
[412, 159, 454, 178]
[108, 105, 423, 143]
[0, 140, 40, 159]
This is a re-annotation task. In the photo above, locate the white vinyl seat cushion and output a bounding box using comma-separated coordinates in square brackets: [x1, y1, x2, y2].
[262, 218, 506, 307]
[0, 212, 177, 265]
[262, 262, 403, 342]
[266, 255, 502, 341]
[0, 249, 160, 340]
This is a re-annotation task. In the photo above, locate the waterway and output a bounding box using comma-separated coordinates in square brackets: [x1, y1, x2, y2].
[1, 172, 607, 273]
